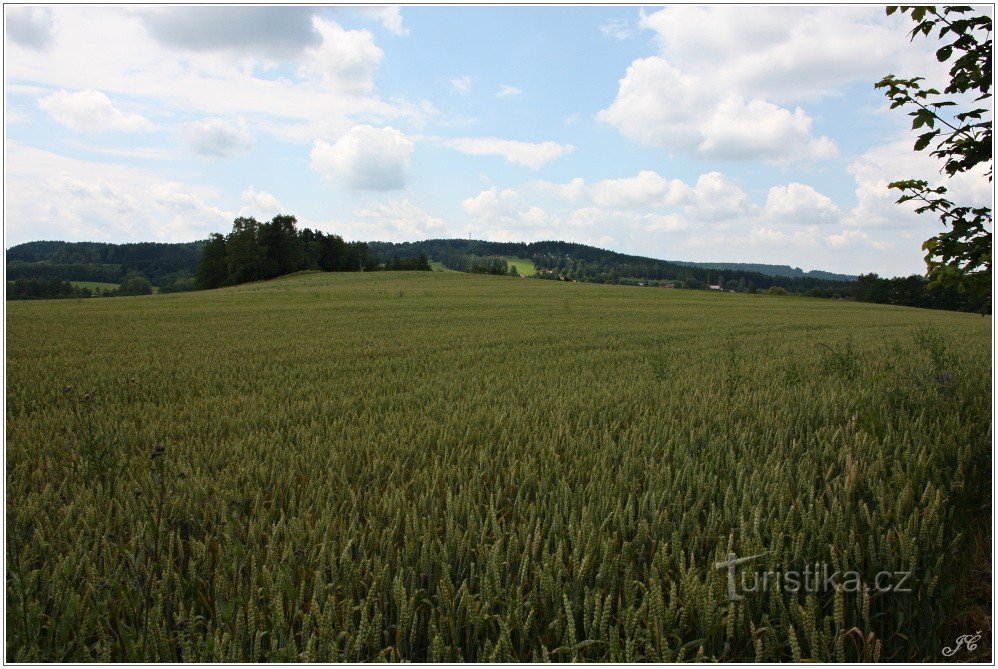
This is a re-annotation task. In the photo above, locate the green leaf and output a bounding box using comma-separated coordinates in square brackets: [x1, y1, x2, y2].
[936, 46, 953, 61]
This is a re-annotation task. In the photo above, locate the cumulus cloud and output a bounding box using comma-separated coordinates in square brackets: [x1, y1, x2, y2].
[438, 137, 573, 169]
[591, 170, 692, 209]
[698, 97, 838, 162]
[37, 89, 154, 133]
[597, 58, 836, 163]
[765, 183, 840, 225]
[298, 17, 383, 92]
[6, 6, 54, 49]
[462, 187, 558, 239]
[358, 6, 408, 36]
[354, 199, 445, 240]
[596, 6, 943, 162]
[184, 118, 253, 159]
[310, 125, 413, 191]
[239, 187, 284, 219]
[6, 7, 414, 146]
[638, 6, 944, 102]
[137, 7, 321, 58]
[842, 135, 992, 234]
[5, 142, 232, 244]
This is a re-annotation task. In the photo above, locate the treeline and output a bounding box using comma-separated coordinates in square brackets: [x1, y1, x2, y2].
[370, 239, 850, 293]
[852, 273, 989, 313]
[436, 252, 513, 275]
[7, 278, 92, 300]
[671, 260, 856, 282]
[196, 215, 428, 290]
[384, 254, 431, 271]
[6, 272, 155, 301]
[6, 240, 203, 289]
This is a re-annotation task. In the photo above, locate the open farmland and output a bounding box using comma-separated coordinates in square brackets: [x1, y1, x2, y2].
[5, 271, 991, 662]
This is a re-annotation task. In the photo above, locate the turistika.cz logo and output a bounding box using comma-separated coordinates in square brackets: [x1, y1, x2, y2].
[714, 551, 913, 601]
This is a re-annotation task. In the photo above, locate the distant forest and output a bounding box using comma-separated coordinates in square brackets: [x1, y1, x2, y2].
[5, 226, 989, 313]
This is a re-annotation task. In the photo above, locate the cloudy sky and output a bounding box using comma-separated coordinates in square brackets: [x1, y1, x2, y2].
[4, 5, 992, 275]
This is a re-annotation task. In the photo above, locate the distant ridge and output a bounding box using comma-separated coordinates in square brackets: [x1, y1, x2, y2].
[7, 239, 856, 283]
[7, 237, 857, 288]
[669, 261, 856, 282]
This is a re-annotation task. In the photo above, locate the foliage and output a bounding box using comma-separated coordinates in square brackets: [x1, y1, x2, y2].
[118, 271, 153, 296]
[6, 278, 92, 300]
[6, 240, 204, 286]
[369, 239, 852, 294]
[876, 6, 992, 297]
[6, 272, 991, 661]
[853, 272, 989, 313]
[767, 286, 788, 296]
[384, 254, 431, 271]
[195, 216, 382, 289]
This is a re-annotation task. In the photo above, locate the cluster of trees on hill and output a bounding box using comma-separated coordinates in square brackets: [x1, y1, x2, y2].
[195, 216, 382, 289]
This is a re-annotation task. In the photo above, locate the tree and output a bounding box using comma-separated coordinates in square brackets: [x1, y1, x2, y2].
[195, 233, 229, 289]
[876, 6, 992, 298]
[118, 271, 153, 296]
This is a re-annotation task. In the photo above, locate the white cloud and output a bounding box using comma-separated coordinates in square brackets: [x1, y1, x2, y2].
[309, 125, 413, 191]
[359, 6, 408, 36]
[765, 183, 840, 225]
[5, 142, 232, 244]
[438, 137, 573, 169]
[5, 6, 54, 49]
[450, 76, 472, 94]
[462, 187, 559, 240]
[496, 84, 522, 97]
[37, 89, 154, 133]
[597, 57, 836, 163]
[6, 7, 415, 146]
[184, 118, 253, 159]
[597, 6, 946, 162]
[698, 97, 838, 162]
[239, 187, 284, 219]
[353, 199, 445, 240]
[591, 170, 692, 209]
[637, 6, 945, 102]
[298, 17, 383, 92]
[600, 19, 636, 41]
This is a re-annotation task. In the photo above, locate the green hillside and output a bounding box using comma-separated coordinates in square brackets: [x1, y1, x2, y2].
[6, 272, 991, 662]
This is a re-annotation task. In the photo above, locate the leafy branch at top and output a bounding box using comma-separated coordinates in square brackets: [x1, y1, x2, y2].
[875, 6, 992, 298]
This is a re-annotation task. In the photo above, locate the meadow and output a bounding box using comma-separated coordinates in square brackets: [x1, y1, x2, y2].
[495, 256, 537, 276]
[5, 271, 991, 662]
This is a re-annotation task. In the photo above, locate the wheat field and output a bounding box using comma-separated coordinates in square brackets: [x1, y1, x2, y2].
[5, 271, 991, 662]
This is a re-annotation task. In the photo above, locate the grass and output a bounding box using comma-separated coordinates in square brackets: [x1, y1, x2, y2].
[496, 256, 536, 276]
[6, 271, 991, 662]
[429, 261, 460, 273]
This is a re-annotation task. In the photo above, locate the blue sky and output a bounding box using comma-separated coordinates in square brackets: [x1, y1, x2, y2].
[4, 5, 992, 275]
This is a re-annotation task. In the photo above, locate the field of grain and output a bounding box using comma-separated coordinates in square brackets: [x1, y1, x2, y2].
[5, 271, 991, 662]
